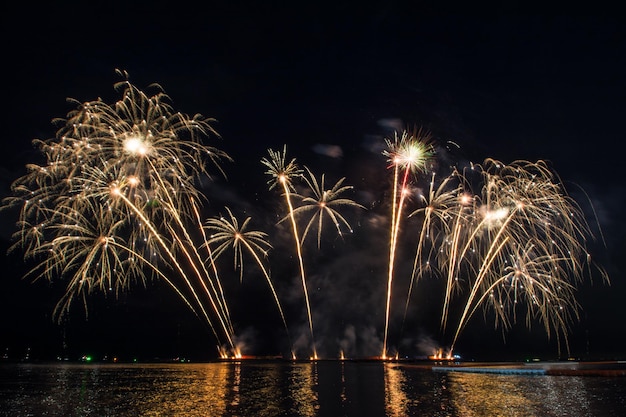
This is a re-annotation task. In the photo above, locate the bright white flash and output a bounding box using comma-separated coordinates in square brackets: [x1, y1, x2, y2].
[123, 136, 148, 156]
[483, 207, 509, 222]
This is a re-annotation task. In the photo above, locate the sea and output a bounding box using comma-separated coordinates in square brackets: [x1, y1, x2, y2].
[1, 360, 625, 416]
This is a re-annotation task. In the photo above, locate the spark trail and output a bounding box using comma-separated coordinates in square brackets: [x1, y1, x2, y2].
[204, 206, 294, 357]
[381, 129, 433, 359]
[262, 146, 317, 359]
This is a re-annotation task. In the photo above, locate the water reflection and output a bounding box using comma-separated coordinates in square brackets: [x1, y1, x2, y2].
[230, 362, 285, 416]
[1, 362, 625, 416]
[383, 363, 454, 416]
[131, 363, 233, 415]
[289, 362, 319, 416]
[230, 362, 241, 409]
[446, 371, 598, 417]
[384, 363, 409, 416]
[448, 372, 536, 415]
[538, 375, 592, 416]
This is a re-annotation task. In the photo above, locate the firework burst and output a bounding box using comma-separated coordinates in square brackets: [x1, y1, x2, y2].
[262, 149, 364, 359]
[0, 70, 255, 358]
[402, 158, 609, 358]
[261, 146, 317, 358]
[287, 166, 365, 249]
[381, 128, 434, 359]
[203, 206, 292, 350]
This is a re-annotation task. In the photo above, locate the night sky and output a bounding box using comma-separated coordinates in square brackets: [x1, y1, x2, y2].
[1, 2, 625, 362]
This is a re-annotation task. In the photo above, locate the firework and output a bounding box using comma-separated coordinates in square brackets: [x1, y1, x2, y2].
[403, 169, 468, 331]
[261, 146, 316, 358]
[262, 149, 364, 359]
[287, 166, 365, 248]
[381, 129, 434, 359]
[203, 206, 293, 354]
[402, 158, 609, 357]
[0, 70, 255, 358]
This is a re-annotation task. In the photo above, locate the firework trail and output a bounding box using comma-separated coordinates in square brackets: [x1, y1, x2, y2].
[262, 146, 317, 358]
[204, 206, 294, 356]
[263, 150, 363, 359]
[402, 169, 468, 330]
[0, 70, 261, 358]
[381, 129, 433, 359]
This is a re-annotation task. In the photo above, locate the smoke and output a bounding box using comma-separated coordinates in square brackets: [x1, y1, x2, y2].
[337, 325, 357, 355]
[291, 323, 315, 358]
[415, 334, 441, 357]
[233, 326, 258, 355]
[336, 324, 383, 358]
[377, 118, 404, 133]
[311, 143, 343, 158]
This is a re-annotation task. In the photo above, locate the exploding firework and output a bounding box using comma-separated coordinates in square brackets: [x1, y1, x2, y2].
[203, 206, 293, 354]
[400, 157, 609, 358]
[262, 148, 364, 359]
[287, 166, 365, 249]
[381, 129, 434, 359]
[261, 146, 316, 358]
[0, 70, 261, 358]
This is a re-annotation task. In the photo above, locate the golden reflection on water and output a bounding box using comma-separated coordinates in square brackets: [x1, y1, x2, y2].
[340, 360, 347, 405]
[447, 371, 593, 416]
[131, 362, 323, 417]
[3, 362, 620, 416]
[229, 362, 241, 409]
[448, 372, 534, 416]
[139, 363, 233, 416]
[289, 362, 319, 416]
[384, 363, 410, 416]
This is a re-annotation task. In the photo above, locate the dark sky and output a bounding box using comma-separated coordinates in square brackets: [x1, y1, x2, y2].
[1, 2, 625, 362]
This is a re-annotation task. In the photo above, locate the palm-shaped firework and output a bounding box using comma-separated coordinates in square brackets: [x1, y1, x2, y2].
[288, 166, 365, 249]
[261, 146, 318, 358]
[262, 146, 364, 359]
[205, 207, 271, 282]
[204, 207, 291, 347]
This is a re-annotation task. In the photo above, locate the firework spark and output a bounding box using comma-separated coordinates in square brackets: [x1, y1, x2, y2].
[203, 206, 293, 353]
[287, 166, 365, 249]
[381, 129, 434, 359]
[401, 158, 608, 357]
[0, 70, 258, 358]
[261, 146, 317, 358]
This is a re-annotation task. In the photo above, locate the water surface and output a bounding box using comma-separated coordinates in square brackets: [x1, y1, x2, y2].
[1, 361, 625, 416]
